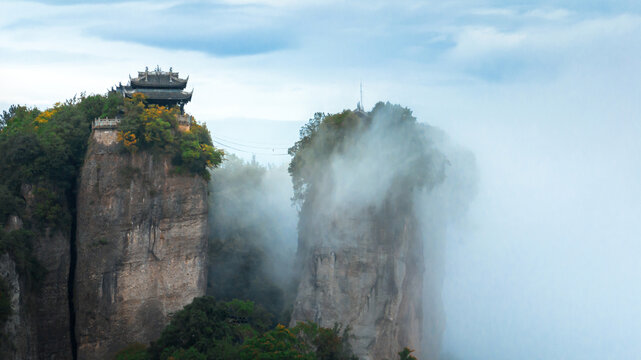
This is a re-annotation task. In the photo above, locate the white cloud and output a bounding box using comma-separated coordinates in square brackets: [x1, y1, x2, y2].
[2, 1, 641, 359]
[449, 26, 526, 57]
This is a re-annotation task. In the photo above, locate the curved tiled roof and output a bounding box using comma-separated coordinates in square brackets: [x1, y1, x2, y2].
[130, 70, 188, 89]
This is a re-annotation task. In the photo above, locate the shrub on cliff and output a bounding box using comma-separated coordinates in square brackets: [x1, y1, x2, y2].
[398, 348, 418, 360]
[116, 94, 223, 180]
[1, 96, 113, 279]
[0, 229, 46, 289]
[0, 94, 119, 229]
[288, 102, 446, 205]
[114, 343, 149, 360]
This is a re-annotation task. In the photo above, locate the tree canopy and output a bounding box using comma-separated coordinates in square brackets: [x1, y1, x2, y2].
[288, 102, 446, 206]
[117, 296, 358, 360]
[116, 93, 224, 180]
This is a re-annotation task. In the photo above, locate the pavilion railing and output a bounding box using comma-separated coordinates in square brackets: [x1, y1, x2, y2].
[92, 117, 120, 129]
[93, 115, 191, 130]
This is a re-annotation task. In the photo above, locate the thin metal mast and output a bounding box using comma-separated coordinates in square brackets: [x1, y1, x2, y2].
[360, 81, 363, 110]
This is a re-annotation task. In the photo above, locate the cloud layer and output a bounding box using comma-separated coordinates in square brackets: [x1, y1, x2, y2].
[2, 1, 641, 359]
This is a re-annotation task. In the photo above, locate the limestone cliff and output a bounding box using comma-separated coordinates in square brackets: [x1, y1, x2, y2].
[290, 196, 426, 360]
[74, 128, 208, 359]
[0, 252, 35, 360]
[0, 205, 72, 360]
[288, 104, 450, 360]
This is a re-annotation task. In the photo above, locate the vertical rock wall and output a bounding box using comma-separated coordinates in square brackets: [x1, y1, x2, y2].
[32, 227, 72, 359]
[0, 253, 36, 360]
[74, 129, 208, 360]
[291, 196, 426, 360]
[0, 209, 72, 360]
[287, 106, 451, 360]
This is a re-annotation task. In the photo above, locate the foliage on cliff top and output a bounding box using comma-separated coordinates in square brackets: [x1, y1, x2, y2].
[116, 94, 224, 180]
[0, 93, 122, 281]
[0, 93, 122, 227]
[288, 102, 447, 205]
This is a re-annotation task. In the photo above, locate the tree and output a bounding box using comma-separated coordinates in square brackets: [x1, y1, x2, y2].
[240, 324, 315, 360]
[288, 102, 446, 205]
[398, 347, 418, 360]
[115, 93, 223, 179]
[147, 297, 271, 360]
[240, 321, 357, 360]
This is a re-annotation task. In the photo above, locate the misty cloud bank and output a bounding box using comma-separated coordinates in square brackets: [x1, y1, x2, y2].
[414, 128, 478, 357]
[207, 155, 298, 321]
[207, 103, 478, 357]
[285, 103, 477, 359]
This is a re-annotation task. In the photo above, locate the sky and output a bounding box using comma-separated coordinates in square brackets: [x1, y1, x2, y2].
[1, 1, 641, 359]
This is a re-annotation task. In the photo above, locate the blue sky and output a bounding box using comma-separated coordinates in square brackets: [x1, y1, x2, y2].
[1, 1, 640, 359]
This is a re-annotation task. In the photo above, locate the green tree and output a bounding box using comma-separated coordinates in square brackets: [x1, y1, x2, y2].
[115, 93, 223, 179]
[398, 347, 418, 360]
[288, 102, 446, 205]
[114, 343, 149, 360]
[0, 229, 45, 288]
[0, 93, 117, 282]
[240, 324, 315, 360]
[240, 321, 357, 360]
[147, 297, 271, 360]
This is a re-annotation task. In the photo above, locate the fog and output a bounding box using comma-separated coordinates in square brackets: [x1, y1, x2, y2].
[211, 78, 641, 358]
[3, 1, 640, 358]
[206, 59, 641, 359]
[207, 155, 298, 320]
[431, 69, 641, 358]
[210, 105, 479, 359]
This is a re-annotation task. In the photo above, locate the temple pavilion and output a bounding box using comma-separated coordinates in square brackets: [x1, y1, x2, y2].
[116, 66, 193, 114]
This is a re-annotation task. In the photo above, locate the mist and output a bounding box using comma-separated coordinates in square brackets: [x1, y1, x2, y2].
[282, 102, 480, 359]
[207, 155, 298, 320]
[206, 82, 641, 360]
[431, 64, 641, 359]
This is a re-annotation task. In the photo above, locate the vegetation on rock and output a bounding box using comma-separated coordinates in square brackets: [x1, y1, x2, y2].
[0, 95, 111, 284]
[288, 102, 446, 204]
[398, 348, 418, 360]
[146, 297, 271, 360]
[241, 321, 357, 360]
[118, 296, 358, 360]
[116, 93, 223, 180]
[0, 91, 222, 283]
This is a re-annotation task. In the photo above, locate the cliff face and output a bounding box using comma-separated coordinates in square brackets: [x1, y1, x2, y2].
[0, 253, 35, 360]
[74, 129, 208, 359]
[0, 207, 72, 360]
[290, 196, 427, 360]
[287, 106, 450, 360]
[30, 224, 72, 359]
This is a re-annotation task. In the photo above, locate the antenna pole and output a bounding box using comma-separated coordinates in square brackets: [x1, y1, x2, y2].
[360, 81, 363, 110]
